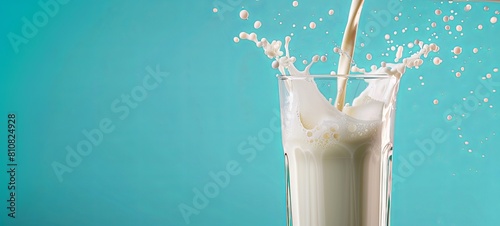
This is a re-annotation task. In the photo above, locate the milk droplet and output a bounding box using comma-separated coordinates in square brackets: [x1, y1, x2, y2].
[292, 1, 298, 7]
[453, 46, 462, 55]
[465, 4, 472, 12]
[443, 16, 449, 22]
[366, 53, 372, 60]
[456, 72, 461, 77]
[433, 99, 439, 105]
[309, 22, 316, 29]
[494, 68, 499, 72]
[491, 17, 498, 24]
[240, 10, 249, 20]
[473, 48, 479, 53]
[431, 22, 437, 28]
[445, 25, 450, 30]
[484, 98, 489, 102]
[485, 6, 490, 11]
[312, 55, 319, 62]
[478, 24, 483, 30]
[233, 37, 240, 43]
[213, 8, 218, 13]
[320, 56, 327, 62]
[487, 73, 492, 79]
[272, 60, 279, 69]
[456, 25, 462, 32]
[435, 9, 442, 15]
[239, 32, 248, 39]
[254, 21, 262, 29]
[433, 57, 443, 65]
[447, 115, 453, 120]
[385, 34, 390, 40]
[328, 9, 334, 15]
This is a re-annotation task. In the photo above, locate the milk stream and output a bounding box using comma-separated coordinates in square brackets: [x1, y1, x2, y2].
[335, 0, 365, 111]
[237, 1, 439, 225]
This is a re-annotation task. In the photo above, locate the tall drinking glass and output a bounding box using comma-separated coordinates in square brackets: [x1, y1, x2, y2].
[277, 74, 400, 226]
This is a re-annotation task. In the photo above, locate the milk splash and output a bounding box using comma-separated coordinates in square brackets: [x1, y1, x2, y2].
[236, 2, 439, 226]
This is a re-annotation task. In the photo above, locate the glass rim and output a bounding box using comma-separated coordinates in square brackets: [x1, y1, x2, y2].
[277, 74, 392, 80]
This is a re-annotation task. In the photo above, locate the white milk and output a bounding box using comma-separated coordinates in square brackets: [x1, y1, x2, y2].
[236, 1, 439, 225]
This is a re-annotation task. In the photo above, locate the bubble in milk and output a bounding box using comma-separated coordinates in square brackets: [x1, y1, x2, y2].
[254, 21, 262, 29]
[348, 124, 357, 132]
[491, 17, 498, 24]
[292, 1, 298, 7]
[240, 10, 249, 20]
[328, 9, 334, 15]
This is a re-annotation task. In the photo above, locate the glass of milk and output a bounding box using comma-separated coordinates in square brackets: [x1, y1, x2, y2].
[277, 74, 400, 226]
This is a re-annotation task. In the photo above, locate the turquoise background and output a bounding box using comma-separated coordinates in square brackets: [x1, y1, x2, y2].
[1, 0, 499, 225]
